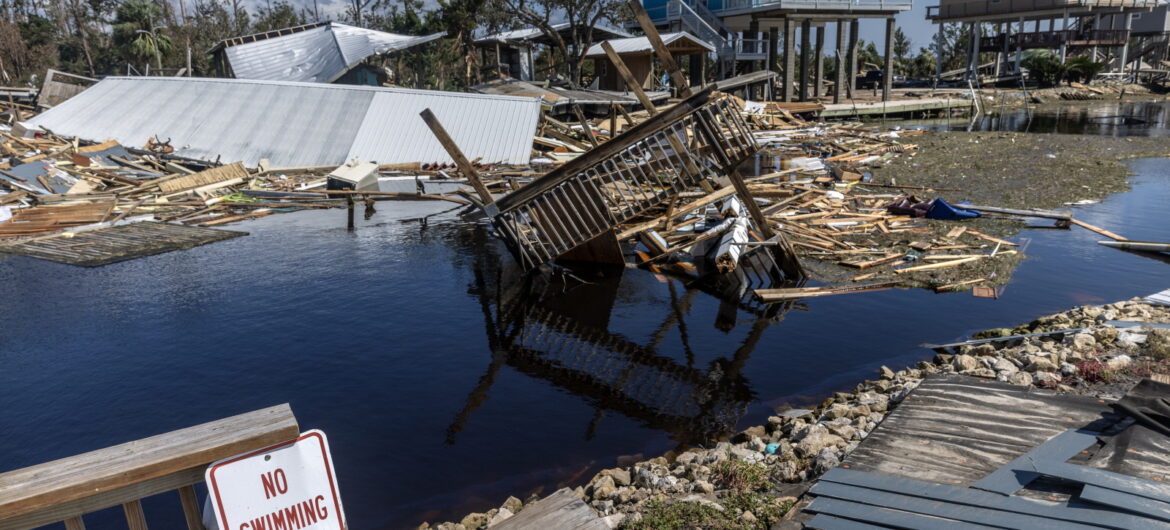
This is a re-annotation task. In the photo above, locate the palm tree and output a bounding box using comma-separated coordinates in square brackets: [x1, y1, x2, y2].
[114, 0, 174, 71]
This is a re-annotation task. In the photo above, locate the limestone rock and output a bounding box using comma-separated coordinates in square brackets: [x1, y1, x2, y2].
[502, 496, 523, 514]
[460, 513, 487, 530]
[952, 354, 979, 372]
[1027, 357, 1059, 372]
[796, 424, 845, 458]
[487, 509, 513, 527]
[1034, 371, 1062, 385]
[1070, 333, 1097, 351]
[1107, 355, 1133, 370]
[993, 358, 1018, 375]
[814, 448, 841, 474]
[1008, 371, 1033, 387]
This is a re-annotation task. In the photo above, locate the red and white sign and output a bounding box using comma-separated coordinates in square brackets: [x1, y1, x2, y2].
[206, 430, 346, 530]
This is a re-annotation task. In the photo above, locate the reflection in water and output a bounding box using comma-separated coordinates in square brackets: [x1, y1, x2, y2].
[446, 229, 796, 449]
[902, 100, 1170, 137]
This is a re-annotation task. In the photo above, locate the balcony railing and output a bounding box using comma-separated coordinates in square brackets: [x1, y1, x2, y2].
[979, 29, 1130, 51]
[930, 0, 1159, 20]
[720, 0, 913, 12]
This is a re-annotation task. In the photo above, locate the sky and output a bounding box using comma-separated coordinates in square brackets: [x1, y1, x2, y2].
[292, 0, 942, 55]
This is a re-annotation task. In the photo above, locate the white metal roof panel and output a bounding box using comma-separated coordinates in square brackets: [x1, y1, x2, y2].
[225, 25, 347, 83]
[225, 23, 443, 83]
[586, 32, 715, 57]
[24, 77, 540, 167]
[332, 24, 444, 67]
[347, 87, 542, 165]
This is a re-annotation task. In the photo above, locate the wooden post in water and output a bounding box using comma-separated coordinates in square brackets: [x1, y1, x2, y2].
[346, 196, 355, 230]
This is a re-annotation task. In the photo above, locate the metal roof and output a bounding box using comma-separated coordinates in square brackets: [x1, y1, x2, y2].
[474, 22, 632, 45]
[224, 22, 444, 83]
[24, 77, 541, 167]
[585, 32, 715, 57]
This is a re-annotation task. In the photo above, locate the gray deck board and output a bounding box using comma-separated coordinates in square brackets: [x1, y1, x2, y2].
[972, 429, 1101, 495]
[809, 482, 1101, 530]
[1081, 485, 1170, 523]
[807, 497, 995, 530]
[820, 468, 1170, 530]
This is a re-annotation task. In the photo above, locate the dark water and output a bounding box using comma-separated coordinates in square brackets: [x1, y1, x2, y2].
[1, 153, 1168, 526]
[899, 99, 1170, 137]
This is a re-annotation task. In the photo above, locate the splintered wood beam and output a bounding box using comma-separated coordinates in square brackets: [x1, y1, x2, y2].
[602, 42, 657, 115]
[419, 108, 494, 205]
[571, 104, 599, 149]
[628, 0, 692, 98]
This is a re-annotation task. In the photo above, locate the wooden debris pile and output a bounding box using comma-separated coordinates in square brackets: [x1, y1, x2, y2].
[0, 128, 493, 248]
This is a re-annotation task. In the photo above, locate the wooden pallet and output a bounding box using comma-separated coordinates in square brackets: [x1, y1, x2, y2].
[0, 221, 246, 266]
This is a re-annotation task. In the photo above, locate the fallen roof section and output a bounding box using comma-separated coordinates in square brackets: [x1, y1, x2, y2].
[217, 22, 444, 83]
[22, 77, 542, 168]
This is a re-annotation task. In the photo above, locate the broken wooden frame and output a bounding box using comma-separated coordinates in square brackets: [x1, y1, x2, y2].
[482, 87, 764, 272]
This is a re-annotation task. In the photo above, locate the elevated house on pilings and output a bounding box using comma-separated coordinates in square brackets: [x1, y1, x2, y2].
[926, 0, 1164, 85]
[641, 0, 913, 103]
[471, 23, 633, 82]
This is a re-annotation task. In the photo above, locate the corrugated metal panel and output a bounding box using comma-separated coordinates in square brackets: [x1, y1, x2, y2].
[24, 77, 540, 167]
[332, 24, 444, 67]
[225, 23, 442, 83]
[226, 25, 347, 83]
[347, 87, 542, 165]
[585, 32, 714, 57]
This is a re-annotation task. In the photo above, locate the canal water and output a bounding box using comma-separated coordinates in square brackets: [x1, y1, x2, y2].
[900, 98, 1170, 137]
[1, 115, 1168, 529]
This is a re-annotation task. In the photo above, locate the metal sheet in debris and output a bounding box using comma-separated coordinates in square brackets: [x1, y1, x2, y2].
[24, 77, 540, 167]
[226, 25, 346, 83]
[346, 88, 541, 165]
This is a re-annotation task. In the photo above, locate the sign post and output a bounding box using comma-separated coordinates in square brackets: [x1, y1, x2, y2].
[206, 430, 346, 530]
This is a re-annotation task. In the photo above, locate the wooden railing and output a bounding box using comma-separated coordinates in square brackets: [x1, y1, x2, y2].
[0, 405, 300, 530]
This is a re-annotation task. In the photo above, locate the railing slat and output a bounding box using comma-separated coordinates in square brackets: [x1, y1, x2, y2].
[63, 517, 85, 530]
[178, 485, 203, 530]
[122, 500, 148, 530]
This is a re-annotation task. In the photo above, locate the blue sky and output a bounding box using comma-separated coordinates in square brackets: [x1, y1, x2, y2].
[299, 0, 941, 55]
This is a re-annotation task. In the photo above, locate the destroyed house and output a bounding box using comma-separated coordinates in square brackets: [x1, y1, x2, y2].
[21, 77, 541, 168]
[208, 21, 445, 85]
[586, 32, 715, 91]
[473, 23, 633, 81]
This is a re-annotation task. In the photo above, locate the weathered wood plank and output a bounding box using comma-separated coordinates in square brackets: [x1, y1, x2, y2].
[0, 404, 298, 520]
[841, 375, 1118, 486]
[0, 222, 247, 266]
[157, 162, 249, 194]
[808, 513, 894, 530]
[493, 489, 607, 530]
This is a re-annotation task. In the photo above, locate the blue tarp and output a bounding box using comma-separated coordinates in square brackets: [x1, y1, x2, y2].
[926, 198, 981, 220]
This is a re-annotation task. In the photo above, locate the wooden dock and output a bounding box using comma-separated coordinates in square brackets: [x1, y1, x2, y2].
[0, 221, 247, 266]
[821, 97, 974, 118]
